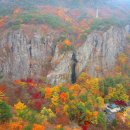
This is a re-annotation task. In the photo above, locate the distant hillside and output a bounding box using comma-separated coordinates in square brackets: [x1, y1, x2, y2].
[0, 0, 130, 16]
[0, 0, 130, 37]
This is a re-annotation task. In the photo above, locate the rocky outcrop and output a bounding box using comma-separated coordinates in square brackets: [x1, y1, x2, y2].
[0, 31, 54, 80]
[47, 26, 126, 84]
[0, 26, 126, 84]
[77, 26, 125, 77]
[47, 46, 72, 84]
[125, 25, 130, 34]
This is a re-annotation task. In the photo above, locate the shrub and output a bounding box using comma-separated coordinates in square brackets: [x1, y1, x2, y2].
[60, 44, 75, 54]
[0, 101, 12, 123]
[32, 124, 45, 130]
[23, 124, 33, 130]
[99, 77, 116, 95]
[33, 14, 67, 28]
[97, 112, 107, 129]
[11, 13, 69, 29]
[11, 20, 21, 30]
[79, 33, 88, 42]
[106, 84, 129, 103]
[40, 107, 56, 121]
[90, 18, 126, 31]
[99, 76, 127, 95]
[112, 119, 117, 127]
[60, 86, 68, 93]
[21, 14, 33, 23]
[55, 35, 66, 43]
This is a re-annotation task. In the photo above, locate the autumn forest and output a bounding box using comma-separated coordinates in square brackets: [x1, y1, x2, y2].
[0, 0, 130, 130]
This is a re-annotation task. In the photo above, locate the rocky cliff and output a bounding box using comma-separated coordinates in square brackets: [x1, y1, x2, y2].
[0, 31, 54, 80]
[0, 26, 127, 84]
[47, 26, 126, 84]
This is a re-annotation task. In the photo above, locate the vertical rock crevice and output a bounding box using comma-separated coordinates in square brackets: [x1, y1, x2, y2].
[71, 52, 78, 84]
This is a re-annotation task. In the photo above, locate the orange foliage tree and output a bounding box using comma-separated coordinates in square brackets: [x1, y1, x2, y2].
[64, 39, 71, 46]
[32, 124, 45, 130]
[13, 8, 22, 18]
[0, 16, 8, 28]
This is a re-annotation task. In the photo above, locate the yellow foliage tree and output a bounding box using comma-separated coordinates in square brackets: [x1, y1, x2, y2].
[117, 53, 128, 65]
[124, 107, 130, 127]
[106, 84, 129, 103]
[77, 72, 99, 95]
[14, 101, 26, 110]
[0, 90, 5, 101]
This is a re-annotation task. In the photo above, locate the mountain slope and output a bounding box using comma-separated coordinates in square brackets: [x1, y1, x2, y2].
[47, 26, 126, 84]
[0, 0, 130, 84]
[0, 25, 129, 84]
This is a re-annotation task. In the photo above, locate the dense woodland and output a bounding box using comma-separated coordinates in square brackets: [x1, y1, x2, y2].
[0, 0, 130, 130]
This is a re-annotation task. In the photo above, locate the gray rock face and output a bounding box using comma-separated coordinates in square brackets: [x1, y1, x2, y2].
[47, 26, 125, 84]
[77, 26, 125, 77]
[0, 31, 30, 80]
[125, 25, 130, 34]
[47, 48, 72, 84]
[0, 30, 54, 80]
[0, 26, 126, 84]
